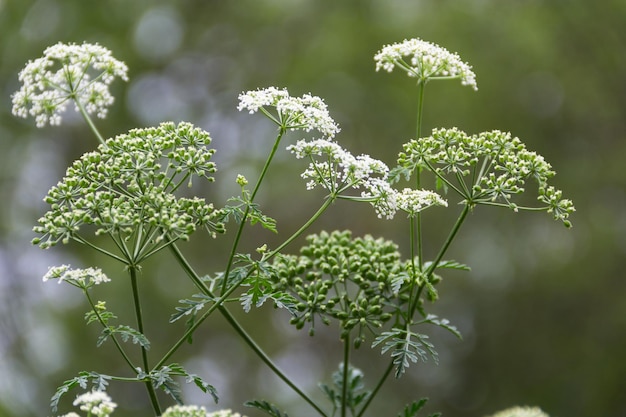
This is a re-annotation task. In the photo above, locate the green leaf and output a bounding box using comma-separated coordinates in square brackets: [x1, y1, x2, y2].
[223, 196, 278, 233]
[97, 325, 150, 349]
[245, 400, 289, 417]
[396, 398, 441, 417]
[84, 310, 117, 326]
[50, 371, 111, 411]
[170, 293, 215, 323]
[397, 398, 427, 417]
[424, 259, 470, 272]
[422, 314, 462, 339]
[372, 329, 438, 378]
[148, 363, 218, 404]
[320, 363, 370, 413]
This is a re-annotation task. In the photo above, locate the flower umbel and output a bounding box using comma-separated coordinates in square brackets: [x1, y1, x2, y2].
[375, 38, 477, 90]
[160, 405, 247, 417]
[395, 127, 575, 226]
[68, 390, 117, 417]
[238, 87, 340, 138]
[43, 265, 110, 289]
[33, 122, 226, 261]
[12, 42, 128, 127]
[288, 138, 401, 217]
[485, 406, 550, 417]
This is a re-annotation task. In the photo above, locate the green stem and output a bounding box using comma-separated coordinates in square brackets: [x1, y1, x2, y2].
[341, 336, 351, 417]
[268, 196, 334, 258]
[74, 98, 106, 146]
[83, 290, 137, 372]
[163, 243, 329, 417]
[129, 266, 161, 416]
[220, 128, 286, 295]
[409, 204, 471, 320]
[415, 82, 426, 272]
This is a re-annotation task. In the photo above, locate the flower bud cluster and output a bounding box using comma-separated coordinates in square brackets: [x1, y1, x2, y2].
[375, 38, 477, 90]
[12, 42, 128, 127]
[397, 127, 575, 225]
[270, 230, 411, 345]
[33, 122, 225, 254]
[237, 87, 340, 138]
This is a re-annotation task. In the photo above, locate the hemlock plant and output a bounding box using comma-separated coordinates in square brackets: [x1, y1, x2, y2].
[12, 38, 574, 417]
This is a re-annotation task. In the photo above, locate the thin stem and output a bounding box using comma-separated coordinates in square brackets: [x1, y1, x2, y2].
[409, 204, 471, 320]
[267, 196, 334, 258]
[416, 81, 425, 141]
[415, 82, 426, 272]
[163, 243, 329, 417]
[341, 336, 351, 417]
[74, 98, 106, 146]
[424, 203, 470, 278]
[220, 128, 286, 295]
[83, 290, 137, 372]
[129, 266, 161, 416]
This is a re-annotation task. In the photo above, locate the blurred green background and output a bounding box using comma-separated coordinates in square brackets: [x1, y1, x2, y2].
[1, 1, 625, 416]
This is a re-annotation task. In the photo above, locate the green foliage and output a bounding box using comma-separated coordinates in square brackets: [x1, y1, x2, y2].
[140, 363, 218, 405]
[372, 329, 438, 378]
[396, 399, 441, 417]
[170, 293, 215, 324]
[51, 371, 112, 411]
[97, 325, 150, 349]
[222, 194, 278, 233]
[245, 400, 290, 417]
[319, 363, 370, 417]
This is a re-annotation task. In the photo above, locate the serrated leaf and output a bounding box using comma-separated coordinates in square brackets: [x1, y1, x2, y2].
[373, 329, 438, 378]
[97, 325, 150, 349]
[423, 314, 462, 339]
[424, 259, 470, 272]
[397, 398, 428, 417]
[245, 400, 289, 417]
[84, 310, 117, 326]
[50, 372, 111, 411]
[170, 293, 214, 323]
[149, 363, 218, 404]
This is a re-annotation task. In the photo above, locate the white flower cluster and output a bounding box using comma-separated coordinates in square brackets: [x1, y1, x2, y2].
[288, 138, 445, 219]
[12, 42, 128, 127]
[43, 265, 110, 289]
[374, 38, 477, 90]
[161, 405, 246, 417]
[57, 390, 117, 417]
[485, 406, 549, 417]
[395, 188, 448, 215]
[237, 87, 340, 138]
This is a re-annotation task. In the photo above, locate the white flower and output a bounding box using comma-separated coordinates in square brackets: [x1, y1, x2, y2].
[43, 265, 110, 288]
[238, 87, 340, 138]
[374, 38, 477, 90]
[395, 188, 448, 215]
[72, 390, 117, 417]
[288, 138, 388, 193]
[161, 405, 209, 417]
[12, 42, 128, 127]
[160, 405, 247, 417]
[485, 406, 549, 417]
